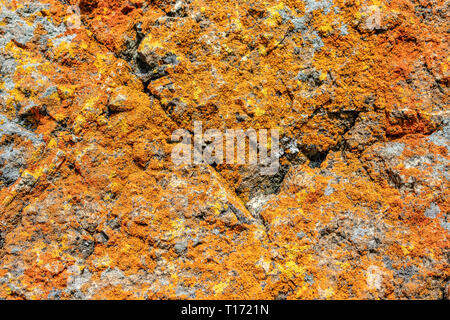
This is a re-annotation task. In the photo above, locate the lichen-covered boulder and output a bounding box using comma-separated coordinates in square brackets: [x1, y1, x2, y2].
[0, 0, 448, 299]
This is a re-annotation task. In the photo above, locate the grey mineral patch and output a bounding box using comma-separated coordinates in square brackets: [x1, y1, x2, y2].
[296, 231, 306, 240]
[279, 9, 307, 32]
[291, 17, 308, 32]
[295, 71, 308, 81]
[0, 114, 43, 145]
[246, 193, 273, 217]
[175, 285, 196, 298]
[395, 265, 418, 281]
[404, 154, 433, 169]
[15, 2, 50, 17]
[0, 147, 35, 188]
[0, 5, 36, 48]
[47, 288, 62, 300]
[340, 23, 349, 36]
[79, 239, 95, 258]
[304, 0, 334, 14]
[0, 57, 17, 75]
[427, 122, 449, 151]
[382, 142, 405, 159]
[278, 6, 324, 51]
[304, 273, 314, 284]
[41, 85, 58, 98]
[285, 138, 300, 154]
[67, 266, 92, 291]
[0, 113, 43, 187]
[351, 226, 374, 242]
[431, 155, 449, 181]
[424, 202, 440, 219]
[382, 256, 393, 270]
[439, 214, 450, 231]
[2, 78, 15, 91]
[0, 3, 66, 49]
[0, 144, 26, 186]
[174, 240, 188, 255]
[100, 268, 125, 286]
[324, 183, 335, 196]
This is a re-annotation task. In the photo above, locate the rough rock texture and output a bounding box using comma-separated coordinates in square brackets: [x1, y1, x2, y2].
[0, 0, 448, 299]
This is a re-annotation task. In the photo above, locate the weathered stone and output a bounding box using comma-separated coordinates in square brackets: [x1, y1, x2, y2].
[0, 0, 448, 300]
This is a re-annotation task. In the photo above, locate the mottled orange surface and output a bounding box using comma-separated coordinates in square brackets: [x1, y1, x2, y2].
[0, 0, 448, 299]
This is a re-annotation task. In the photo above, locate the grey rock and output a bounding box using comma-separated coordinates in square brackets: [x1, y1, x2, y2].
[424, 202, 440, 219]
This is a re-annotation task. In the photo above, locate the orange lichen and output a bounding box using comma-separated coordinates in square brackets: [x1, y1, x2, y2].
[0, 0, 448, 300]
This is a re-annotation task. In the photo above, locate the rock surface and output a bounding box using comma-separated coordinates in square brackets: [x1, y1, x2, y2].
[0, 0, 448, 299]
